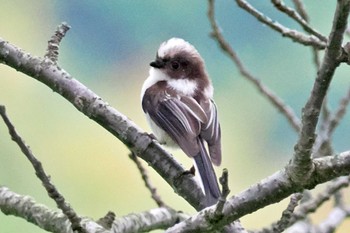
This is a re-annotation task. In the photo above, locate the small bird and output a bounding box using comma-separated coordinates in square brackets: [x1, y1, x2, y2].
[141, 38, 221, 206]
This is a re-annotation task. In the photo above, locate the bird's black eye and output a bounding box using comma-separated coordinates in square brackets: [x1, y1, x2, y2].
[170, 61, 180, 70]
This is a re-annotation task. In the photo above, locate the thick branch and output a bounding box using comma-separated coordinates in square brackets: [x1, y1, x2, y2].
[0, 37, 207, 211]
[0, 186, 189, 233]
[288, 0, 350, 184]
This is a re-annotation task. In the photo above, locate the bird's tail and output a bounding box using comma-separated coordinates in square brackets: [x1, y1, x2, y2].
[194, 138, 221, 207]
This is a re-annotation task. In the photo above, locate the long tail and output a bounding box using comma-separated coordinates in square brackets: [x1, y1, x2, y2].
[194, 138, 221, 207]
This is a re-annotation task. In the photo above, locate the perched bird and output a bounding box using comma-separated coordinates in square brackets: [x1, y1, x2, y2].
[141, 38, 221, 206]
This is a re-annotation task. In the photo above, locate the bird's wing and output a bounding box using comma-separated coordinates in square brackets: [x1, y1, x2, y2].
[142, 86, 207, 157]
[200, 99, 222, 166]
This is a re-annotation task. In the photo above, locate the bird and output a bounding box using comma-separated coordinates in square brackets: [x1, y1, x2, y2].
[141, 38, 221, 207]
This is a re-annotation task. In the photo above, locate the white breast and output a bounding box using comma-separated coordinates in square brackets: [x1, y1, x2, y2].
[141, 67, 198, 100]
[145, 113, 177, 147]
[167, 78, 197, 96]
[141, 68, 169, 101]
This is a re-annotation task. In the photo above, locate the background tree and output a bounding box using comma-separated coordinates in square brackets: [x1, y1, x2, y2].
[1, 1, 350, 232]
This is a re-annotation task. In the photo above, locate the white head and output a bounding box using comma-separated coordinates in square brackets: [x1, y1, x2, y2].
[157, 38, 202, 61]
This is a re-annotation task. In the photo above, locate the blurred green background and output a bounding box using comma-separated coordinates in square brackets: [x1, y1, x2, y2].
[1, 1, 349, 232]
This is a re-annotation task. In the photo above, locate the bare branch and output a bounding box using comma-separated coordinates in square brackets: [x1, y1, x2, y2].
[112, 207, 188, 233]
[288, 0, 350, 184]
[314, 86, 350, 158]
[235, 0, 326, 49]
[215, 169, 230, 214]
[271, 0, 327, 42]
[257, 193, 303, 233]
[0, 105, 86, 233]
[291, 0, 309, 22]
[291, 176, 350, 223]
[97, 211, 116, 230]
[0, 186, 107, 233]
[328, 86, 350, 134]
[316, 207, 350, 233]
[208, 0, 301, 132]
[129, 152, 167, 208]
[44, 22, 70, 63]
[1, 186, 189, 233]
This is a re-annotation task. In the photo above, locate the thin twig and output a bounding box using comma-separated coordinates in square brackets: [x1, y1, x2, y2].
[0, 105, 86, 233]
[271, 0, 327, 42]
[316, 207, 349, 232]
[292, 0, 309, 22]
[291, 177, 350, 223]
[215, 169, 230, 214]
[208, 0, 301, 132]
[97, 211, 116, 230]
[44, 22, 70, 63]
[129, 152, 167, 208]
[213, 169, 243, 233]
[256, 193, 303, 233]
[313, 97, 334, 158]
[235, 0, 326, 49]
[274, 193, 303, 232]
[320, 96, 332, 132]
[314, 86, 350, 158]
[328, 86, 350, 134]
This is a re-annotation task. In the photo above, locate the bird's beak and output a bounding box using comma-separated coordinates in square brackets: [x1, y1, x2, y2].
[150, 59, 165, 68]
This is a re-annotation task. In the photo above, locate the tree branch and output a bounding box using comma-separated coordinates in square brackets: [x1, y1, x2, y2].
[0, 186, 107, 233]
[255, 193, 303, 233]
[44, 22, 70, 63]
[271, 0, 327, 42]
[111, 207, 188, 233]
[315, 207, 350, 233]
[215, 169, 230, 215]
[291, 0, 309, 22]
[0, 186, 190, 233]
[328, 86, 350, 135]
[235, 0, 326, 49]
[314, 86, 350, 158]
[288, 0, 350, 184]
[291, 176, 350, 223]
